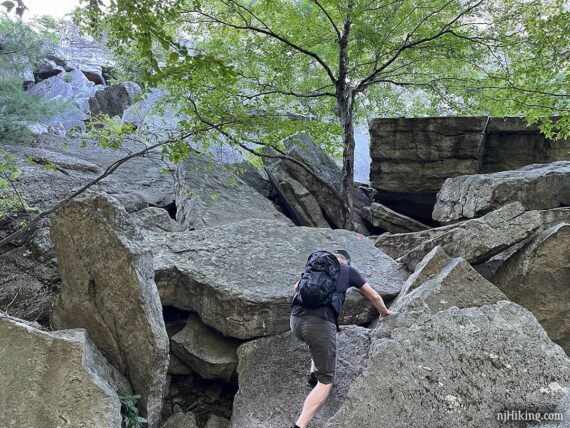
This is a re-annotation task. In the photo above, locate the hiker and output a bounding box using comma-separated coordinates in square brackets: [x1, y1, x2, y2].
[289, 249, 395, 428]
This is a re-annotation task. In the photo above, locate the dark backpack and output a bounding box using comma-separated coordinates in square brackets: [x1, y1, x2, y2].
[294, 251, 340, 307]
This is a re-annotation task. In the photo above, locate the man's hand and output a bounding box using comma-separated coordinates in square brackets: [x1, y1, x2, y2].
[380, 309, 397, 318]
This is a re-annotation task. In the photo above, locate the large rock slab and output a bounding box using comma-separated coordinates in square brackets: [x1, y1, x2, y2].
[433, 161, 570, 224]
[142, 218, 408, 339]
[0, 313, 125, 427]
[327, 302, 570, 428]
[232, 326, 371, 427]
[362, 202, 430, 234]
[493, 223, 570, 355]
[175, 155, 291, 231]
[89, 82, 142, 117]
[391, 246, 507, 313]
[171, 313, 239, 382]
[398, 202, 542, 270]
[51, 194, 169, 427]
[264, 133, 370, 232]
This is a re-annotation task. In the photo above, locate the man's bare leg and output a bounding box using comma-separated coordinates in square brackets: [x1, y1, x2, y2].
[295, 381, 333, 428]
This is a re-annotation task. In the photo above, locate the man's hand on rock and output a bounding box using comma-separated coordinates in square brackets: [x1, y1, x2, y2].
[380, 309, 397, 319]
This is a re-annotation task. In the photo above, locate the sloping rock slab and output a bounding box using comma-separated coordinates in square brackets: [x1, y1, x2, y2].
[175, 155, 291, 230]
[362, 202, 430, 234]
[171, 313, 239, 382]
[399, 202, 541, 270]
[433, 161, 570, 224]
[391, 247, 507, 313]
[493, 223, 570, 355]
[327, 302, 570, 428]
[143, 218, 408, 339]
[51, 194, 169, 427]
[232, 326, 371, 427]
[0, 313, 125, 427]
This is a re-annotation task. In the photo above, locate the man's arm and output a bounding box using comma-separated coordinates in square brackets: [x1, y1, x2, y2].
[293, 280, 299, 292]
[358, 283, 395, 318]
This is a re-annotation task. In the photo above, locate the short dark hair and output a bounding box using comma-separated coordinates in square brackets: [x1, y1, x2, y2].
[333, 249, 351, 264]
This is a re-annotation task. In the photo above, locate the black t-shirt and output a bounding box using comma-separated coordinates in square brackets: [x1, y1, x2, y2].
[291, 264, 367, 323]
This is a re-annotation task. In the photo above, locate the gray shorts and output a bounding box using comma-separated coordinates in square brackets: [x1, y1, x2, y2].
[290, 315, 337, 384]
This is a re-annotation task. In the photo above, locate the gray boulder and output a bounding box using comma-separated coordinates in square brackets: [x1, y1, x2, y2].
[399, 202, 542, 270]
[433, 161, 570, 224]
[89, 82, 142, 117]
[161, 411, 199, 428]
[0, 313, 126, 427]
[175, 155, 291, 230]
[171, 313, 240, 382]
[327, 302, 570, 428]
[143, 218, 408, 339]
[51, 194, 169, 427]
[205, 414, 230, 428]
[232, 326, 371, 427]
[362, 202, 430, 234]
[493, 223, 570, 355]
[231, 161, 275, 199]
[264, 133, 370, 232]
[551, 390, 570, 428]
[391, 246, 507, 314]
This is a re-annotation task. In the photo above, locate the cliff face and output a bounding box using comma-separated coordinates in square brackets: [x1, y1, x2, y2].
[369, 116, 570, 221]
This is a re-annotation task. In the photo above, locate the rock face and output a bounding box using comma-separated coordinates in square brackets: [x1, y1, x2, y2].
[391, 247, 507, 313]
[398, 202, 542, 270]
[369, 116, 570, 222]
[162, 412, 199, 428]
[232, 327, 371, 427]
[89, 81, 142, 117]
[0, 313, 125, 427]
[143, 218, 408, 339]
[362, 202, 430, 234]
[175, 155, 291, 231]
[171, 313, 239, 382]
[493, 223, 570, 355]
[328, 302, 570, 428]
[433, 161, 570, 224]
[50, 194, 169, 427]
[264, 133, 370, 232]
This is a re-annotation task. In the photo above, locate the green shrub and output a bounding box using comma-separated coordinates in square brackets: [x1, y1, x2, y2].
[118, 390, 147, 428]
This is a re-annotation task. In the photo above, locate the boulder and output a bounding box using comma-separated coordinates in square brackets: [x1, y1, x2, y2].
[552, 390, 570, 428]
[398, 202, 542, 270]
[362, 202, 430, 234]
[51, 194, 169, 427]
[492, 223, 570, 355]
[89, 82, 142, 117]
[232, 327, 371, 427]
[433, 161, 570, 224]
[0, 313, 126, 427]
[231, 161, 275, 199]
[162, 411, 199, 428]
[327, 302, 570, 428]
[175, 155, 291, 231]
[264, 133, 370, 231]
[391, 247, 507, 313]
[168, 354, 194, 376]
[205, 414, 230, 428]
[369, 116, 570, 222]
[171, 313, 240, 382]
[143, 218, 408, 339]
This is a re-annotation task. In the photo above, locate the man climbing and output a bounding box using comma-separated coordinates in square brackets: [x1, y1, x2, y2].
[290, 249, 395, 428]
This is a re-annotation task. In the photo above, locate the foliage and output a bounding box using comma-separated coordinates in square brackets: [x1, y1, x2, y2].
[118, 391, 147, 428]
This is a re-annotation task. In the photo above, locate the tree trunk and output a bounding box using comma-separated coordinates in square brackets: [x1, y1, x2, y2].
[338, 95, 356, 230]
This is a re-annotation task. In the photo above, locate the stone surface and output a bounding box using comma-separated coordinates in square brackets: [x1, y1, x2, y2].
[144, 218, 408, 339]
[433, 161, 570, 224]
[362, 202, 430, 234]
[51, 194, 169, 427]
[264, 133, 370, 231]
[89, 81, 142, 117]
[205, 414, 230, 428]
[328, 302, 570, 428]
[369, 116, 570, 222]
[171, 313, 239, 382]
[175, 155, 291, 231]
[493, 223, 570, 355]
[231, 161, 275, 199]
[0, 313, 125, 427]
[399, 202, 542, 270]
[232, 326, 371, 427]
[391, 248, 507, 314]
[161, 411, 199, 428]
